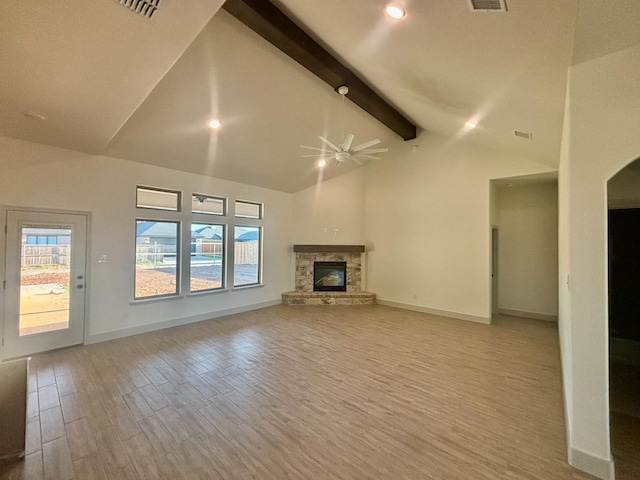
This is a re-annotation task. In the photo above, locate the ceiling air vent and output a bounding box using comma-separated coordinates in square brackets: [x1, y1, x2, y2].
[467, 0, 508, 12]
[514, 130, 533, 140]
[117, 0, 161, 19]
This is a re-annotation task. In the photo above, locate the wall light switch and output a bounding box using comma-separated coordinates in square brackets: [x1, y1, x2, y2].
[98, 255, 107, 263]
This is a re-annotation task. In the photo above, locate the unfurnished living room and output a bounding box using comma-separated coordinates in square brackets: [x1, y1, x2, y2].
[1, 1, 640, 479]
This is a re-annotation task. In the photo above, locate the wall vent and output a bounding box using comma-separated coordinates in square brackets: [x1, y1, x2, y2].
[467, 0, 508, 12]
[514, 130, 533, 140]
[117, 0, 161, 19]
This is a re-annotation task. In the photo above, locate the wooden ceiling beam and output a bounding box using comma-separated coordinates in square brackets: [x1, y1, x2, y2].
[222, 0, 418, 141]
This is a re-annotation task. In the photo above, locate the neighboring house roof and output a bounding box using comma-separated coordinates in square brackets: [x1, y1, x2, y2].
[137, 222, 222, 239]
[236, 230, 259, 241]
[136, 221, 177, 238]
[193, 226, 222, 240]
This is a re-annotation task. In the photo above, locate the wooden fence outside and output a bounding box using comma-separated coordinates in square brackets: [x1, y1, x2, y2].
[22, 242, 259, 267]
[136, 244, 166, 264]
[21, 245, 71, 266]
[198, 240, 222, 255]
[234, 241, 259, 265]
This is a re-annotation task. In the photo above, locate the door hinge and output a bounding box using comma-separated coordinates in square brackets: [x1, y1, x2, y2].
[2, 280, 5, 290]
[3, 224, 6, 234]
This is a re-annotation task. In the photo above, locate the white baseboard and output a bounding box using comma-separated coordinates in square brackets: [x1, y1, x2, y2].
[498, 308, 558, 322]
[569, 447, 615, 480]
[87, 299, 282, 344]
[376, 299, 491, 325]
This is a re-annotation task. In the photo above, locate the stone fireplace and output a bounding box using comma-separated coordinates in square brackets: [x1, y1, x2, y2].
[282, 245, 375, 305]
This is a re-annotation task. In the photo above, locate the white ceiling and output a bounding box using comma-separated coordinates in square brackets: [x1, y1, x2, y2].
[0, 0, 224, 153]
[1, 0, 640, 192]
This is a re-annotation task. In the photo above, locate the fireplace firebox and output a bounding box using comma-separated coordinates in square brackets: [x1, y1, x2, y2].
[313, 261, 347, 292]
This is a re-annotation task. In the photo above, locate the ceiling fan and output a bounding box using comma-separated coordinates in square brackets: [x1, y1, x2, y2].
[301, 134, 388, 166]
[301, 86, 389, 166]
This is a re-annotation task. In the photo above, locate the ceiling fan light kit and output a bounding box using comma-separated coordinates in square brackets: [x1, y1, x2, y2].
[301, 86, 389, 167]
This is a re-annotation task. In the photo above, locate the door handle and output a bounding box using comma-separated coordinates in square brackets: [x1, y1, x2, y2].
[77, 284, 84, 289]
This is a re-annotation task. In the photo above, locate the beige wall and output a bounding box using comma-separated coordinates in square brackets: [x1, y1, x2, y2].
[558, 82, 573, 443]
[560, 42, 640, 479]
[0, 137, 294, 347]
[496, 183, 558, 318]
[291, 168, 365, 245]
[363, 132, 555, 322]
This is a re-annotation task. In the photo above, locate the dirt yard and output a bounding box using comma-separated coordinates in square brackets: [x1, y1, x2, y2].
[20, 268, 229, 300]
[21, 271, 70, 287]
[135, 269, 221, 297]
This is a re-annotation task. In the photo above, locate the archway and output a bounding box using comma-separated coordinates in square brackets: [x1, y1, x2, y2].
[606, 157, 640, 479]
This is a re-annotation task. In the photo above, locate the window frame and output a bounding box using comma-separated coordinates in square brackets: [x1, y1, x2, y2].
[191, 194, 227, 216]
[232, 225, 263, 288]
[189, 222, 226, 293]
[234, 200, 263, 219]
[136, 185, 182, 212]
[132, 186, 266, 300]
[134, 218, 181, 301]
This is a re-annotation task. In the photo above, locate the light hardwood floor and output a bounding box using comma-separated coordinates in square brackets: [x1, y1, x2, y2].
[1, 305, 602, 479]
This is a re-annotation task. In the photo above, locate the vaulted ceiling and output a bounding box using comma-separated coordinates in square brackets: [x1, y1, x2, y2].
[1, 0, 639, 192]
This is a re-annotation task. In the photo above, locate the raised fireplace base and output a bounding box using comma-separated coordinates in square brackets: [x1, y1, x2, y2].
[282, 291, 376, 305]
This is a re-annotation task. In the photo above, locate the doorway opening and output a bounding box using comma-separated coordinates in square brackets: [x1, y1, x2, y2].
[491, 227, 499, 317]
[607, 159, 640, 478]
[489, 174, 559, 323]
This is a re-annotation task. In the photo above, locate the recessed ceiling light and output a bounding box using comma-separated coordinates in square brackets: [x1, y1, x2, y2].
[22, 112, 46, 121]
[317, 159, 327, 168]
[208, 119, 221, 129]
[385, 5, 406, 19]
[465, 120, 478, 129]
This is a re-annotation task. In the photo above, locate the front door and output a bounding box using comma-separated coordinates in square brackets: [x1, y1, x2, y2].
[3, 210, 87, 359]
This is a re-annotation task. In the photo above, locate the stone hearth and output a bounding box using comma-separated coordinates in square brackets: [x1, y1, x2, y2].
[282, 291, 375, 305]
[282, 245, 376, 305]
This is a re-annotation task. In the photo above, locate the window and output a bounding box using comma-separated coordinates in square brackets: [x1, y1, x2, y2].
[135, 220, 179, 299]
[137, 186, 181, 211]
[190, 223, 225, 292]
[134, 186, 265, 298]
[235, 200, 262, 219]
[192, 194, 226, 215]
[26, 234, 58, 245]
[234, 226, 261, 286]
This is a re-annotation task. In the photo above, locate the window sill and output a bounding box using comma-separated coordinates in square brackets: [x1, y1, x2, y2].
[232, 283, 264, 291]
[130, 294, 184, 305]
[187, 288, 229, 297]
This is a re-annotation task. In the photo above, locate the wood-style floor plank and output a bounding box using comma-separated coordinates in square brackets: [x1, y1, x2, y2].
[2, 305, 632, 479]
[42, 437, 74, 480]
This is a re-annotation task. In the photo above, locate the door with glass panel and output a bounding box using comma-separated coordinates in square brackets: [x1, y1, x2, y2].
[3, 210, 87, 359]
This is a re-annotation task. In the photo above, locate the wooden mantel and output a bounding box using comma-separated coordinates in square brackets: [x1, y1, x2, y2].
[293, 245, 365, 253]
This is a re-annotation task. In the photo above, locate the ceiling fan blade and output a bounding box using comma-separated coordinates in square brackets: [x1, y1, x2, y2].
[342, 133, 354, 151]
[354, 154, 381, 160]
[300, 145, 333, 152]
[358, 147, 388, 154]
[351, 157, 363, 166]
[318, 136, 340, 152]
[351, 139, 380, 152]
[301, 154, 332, 158]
